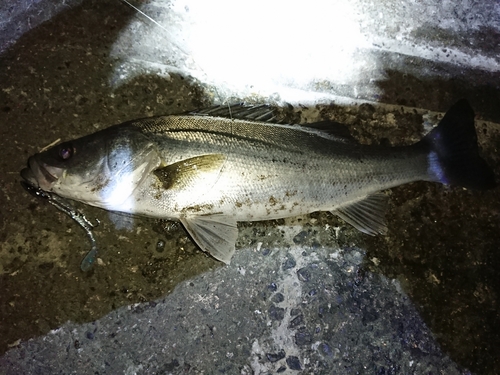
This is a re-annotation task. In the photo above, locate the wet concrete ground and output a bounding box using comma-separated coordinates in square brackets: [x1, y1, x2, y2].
[0, 1, 499, 374]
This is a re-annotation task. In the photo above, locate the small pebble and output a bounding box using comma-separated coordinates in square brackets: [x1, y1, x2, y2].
[267, 282, 277, 292]
[286, 356, 302, 370]
[293, 230, 308, 244]
[265, 349, 285, 362]
[294, 331, 312, 346]
[268, 305, 285, 321]
[283, 255, 296, 270]
[271, 293, 284, 303]
[288, 315, 303, 328]
[290, 308, 301, 316]
[156, 239, 165, 253]
[321, 342, 333, 356]
[297, 267, 311, 282]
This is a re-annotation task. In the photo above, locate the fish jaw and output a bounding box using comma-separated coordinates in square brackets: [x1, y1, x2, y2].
[21, 155, 65, 192]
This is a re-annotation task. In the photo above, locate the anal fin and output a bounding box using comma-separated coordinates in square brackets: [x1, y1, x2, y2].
[180, 215, 238, 264]
[331, 192, 388, 235]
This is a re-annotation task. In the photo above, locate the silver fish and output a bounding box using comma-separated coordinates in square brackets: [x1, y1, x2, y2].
[20, 100, 495, 263]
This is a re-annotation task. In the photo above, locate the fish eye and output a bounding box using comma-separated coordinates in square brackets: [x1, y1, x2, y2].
[59, 144, 74, 160]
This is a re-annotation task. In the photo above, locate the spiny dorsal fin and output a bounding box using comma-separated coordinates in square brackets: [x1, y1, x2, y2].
[331, 192, 388, 235]
[189, 104, 277, 122]
[190, 104, 356, 142]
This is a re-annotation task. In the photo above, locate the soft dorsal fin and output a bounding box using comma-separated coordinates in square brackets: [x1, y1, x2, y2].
[153, 154, 226, 191]
[331, 192, 388, 235]
[180, 215, 238, 264]
[301, 120, 356, 142]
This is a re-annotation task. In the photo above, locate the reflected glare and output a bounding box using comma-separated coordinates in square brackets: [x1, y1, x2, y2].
[112, 0, 374, 103]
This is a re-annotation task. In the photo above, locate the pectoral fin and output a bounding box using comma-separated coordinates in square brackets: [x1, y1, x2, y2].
[180, 215, 238, 264]
[331, 192, 388, 235]
[154, 154, 226, 191]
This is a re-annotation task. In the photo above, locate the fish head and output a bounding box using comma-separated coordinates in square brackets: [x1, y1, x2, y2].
[21, 125, 161, 210]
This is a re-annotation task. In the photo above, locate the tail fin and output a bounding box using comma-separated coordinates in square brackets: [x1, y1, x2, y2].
[422, 99, 495, 190]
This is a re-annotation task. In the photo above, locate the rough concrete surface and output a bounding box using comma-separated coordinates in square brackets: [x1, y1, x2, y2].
[0, 0, 499, 374]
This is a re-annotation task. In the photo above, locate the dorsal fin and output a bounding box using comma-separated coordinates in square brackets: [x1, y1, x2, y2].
[189, 104, 277, 122]
[190, 104, 355, 142]
[301, 120, 356, 142]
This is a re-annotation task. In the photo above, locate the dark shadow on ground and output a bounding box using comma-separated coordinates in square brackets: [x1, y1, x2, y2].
[367, 181, 500, 375]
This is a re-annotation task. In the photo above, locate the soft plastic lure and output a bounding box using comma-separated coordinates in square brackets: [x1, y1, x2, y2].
[21, 181, 99, 272]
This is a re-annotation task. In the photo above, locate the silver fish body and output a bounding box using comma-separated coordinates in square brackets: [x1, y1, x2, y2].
[21, 100, 495, 263]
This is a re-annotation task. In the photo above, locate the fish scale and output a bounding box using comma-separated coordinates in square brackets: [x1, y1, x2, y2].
[136, 116, 427, 215]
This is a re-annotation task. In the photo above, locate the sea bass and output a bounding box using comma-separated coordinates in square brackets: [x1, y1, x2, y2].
[20, 100, 495, 263]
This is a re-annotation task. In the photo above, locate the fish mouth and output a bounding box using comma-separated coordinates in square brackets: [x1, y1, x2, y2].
[20, 156, 61, 191]
[20, 166, 39, 188]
